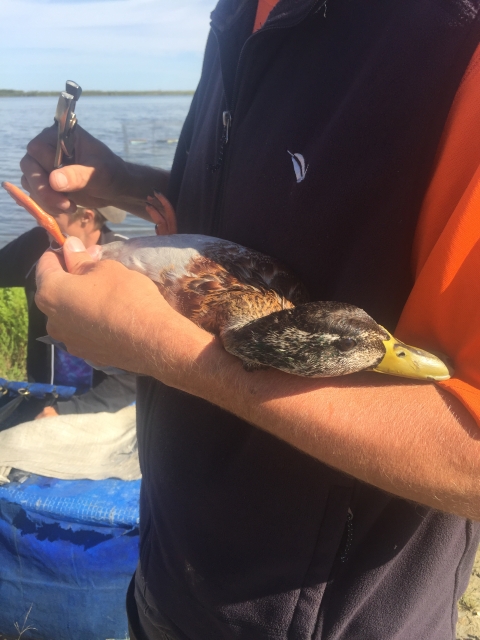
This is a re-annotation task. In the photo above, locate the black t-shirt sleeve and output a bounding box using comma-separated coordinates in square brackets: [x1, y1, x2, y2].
[0, 227, 49, 287]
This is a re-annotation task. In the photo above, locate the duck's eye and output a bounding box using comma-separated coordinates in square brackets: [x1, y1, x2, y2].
[335, 338, 357, 352]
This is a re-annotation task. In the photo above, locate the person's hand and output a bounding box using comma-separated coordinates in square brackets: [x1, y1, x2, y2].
[34, 237, 217, 386]
[20, 125, 128, 216]
[35, 406, 59, 420]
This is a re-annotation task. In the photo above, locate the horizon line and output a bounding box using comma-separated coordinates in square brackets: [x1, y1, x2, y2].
[0, 89, 195, 97]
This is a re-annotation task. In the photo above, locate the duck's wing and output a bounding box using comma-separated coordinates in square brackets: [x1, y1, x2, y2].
[101, 235, 307, 300]
[201, 240, 309, 305]
[100, 235, 307, 332]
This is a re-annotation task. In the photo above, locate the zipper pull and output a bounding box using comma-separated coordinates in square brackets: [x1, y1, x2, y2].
[207, 110, 232, 173]
[223, 110, 232, 144]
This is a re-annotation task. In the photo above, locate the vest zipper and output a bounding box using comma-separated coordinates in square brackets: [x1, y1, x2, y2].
[223, 110, 232, 143]
[209, 0, 327, 235]
[207, 109, 232, 173]
[339, 508, 354, 563]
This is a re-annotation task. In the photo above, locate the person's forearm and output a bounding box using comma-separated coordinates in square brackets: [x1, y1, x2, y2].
[20, 124, 171, 219]
[112, 162, 170, 220]
[155, 334, 480, 520]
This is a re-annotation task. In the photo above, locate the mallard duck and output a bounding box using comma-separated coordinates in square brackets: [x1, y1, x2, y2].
[2, 181, 451, 381]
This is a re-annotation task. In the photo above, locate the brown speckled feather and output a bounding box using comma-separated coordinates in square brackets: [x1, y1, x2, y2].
[201, 242, 308, 306]
[157, 253, 295, 334]
[100, 235, 303, 334]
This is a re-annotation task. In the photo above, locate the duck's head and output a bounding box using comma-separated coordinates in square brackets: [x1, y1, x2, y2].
[220, 301, 451, 380]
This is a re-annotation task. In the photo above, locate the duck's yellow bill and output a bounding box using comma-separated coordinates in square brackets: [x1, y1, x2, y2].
[373, 329, 451, 381]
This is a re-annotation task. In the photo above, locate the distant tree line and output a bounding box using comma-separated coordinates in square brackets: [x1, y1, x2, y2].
[0, 89, 194, 97]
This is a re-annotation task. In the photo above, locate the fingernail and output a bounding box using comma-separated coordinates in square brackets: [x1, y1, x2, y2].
[65, 236, 86, 252]
[59, 200, 72, 210]
[52, 171, 68, 189]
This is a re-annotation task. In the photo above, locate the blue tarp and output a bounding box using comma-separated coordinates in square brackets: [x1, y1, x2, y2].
[0, 475, 140, 640]
[0, 378, 77, 400]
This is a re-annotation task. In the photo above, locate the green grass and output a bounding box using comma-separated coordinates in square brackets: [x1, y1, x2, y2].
[0, 288, 28, 381]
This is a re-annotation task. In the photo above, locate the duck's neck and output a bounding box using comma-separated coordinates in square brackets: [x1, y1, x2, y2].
[219, 304, 298, 373]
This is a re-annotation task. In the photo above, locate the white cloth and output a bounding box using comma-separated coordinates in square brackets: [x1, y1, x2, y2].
[0, 405, 140, 484]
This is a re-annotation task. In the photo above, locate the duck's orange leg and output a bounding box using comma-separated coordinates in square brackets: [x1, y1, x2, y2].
[145, 191, 177, 235]
[2, 181, 66, 247]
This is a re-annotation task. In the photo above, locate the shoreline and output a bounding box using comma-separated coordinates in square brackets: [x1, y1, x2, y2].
[0, 90, 194, 98]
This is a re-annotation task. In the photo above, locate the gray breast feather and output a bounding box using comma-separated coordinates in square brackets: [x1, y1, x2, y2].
[99, 235, 208, 283]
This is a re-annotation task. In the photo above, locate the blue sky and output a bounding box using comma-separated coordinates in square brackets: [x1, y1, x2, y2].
[1, 0, 215, 91]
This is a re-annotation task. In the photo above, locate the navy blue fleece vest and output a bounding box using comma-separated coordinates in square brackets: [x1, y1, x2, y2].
[136, 1, 480, 638]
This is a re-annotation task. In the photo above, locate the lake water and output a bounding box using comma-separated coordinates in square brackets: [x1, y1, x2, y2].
[0, 95, 193, 248]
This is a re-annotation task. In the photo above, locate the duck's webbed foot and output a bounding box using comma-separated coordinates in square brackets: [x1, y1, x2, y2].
[2, 181, 66, 247]
[146, 191, 177, 235]
[242, 361, 268, 373]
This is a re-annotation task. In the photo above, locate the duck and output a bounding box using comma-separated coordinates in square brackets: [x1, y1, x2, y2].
[2, 181, 451, 381]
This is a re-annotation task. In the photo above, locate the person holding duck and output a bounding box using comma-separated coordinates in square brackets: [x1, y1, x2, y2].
[15, 0, 480, 638]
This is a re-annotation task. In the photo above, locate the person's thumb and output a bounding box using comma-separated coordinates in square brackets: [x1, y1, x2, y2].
[49, 165, 96, 193]
[62, 236, 100, 274]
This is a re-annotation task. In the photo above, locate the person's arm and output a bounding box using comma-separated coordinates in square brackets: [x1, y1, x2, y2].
[35, 406, 59, 419]
[0, 227, 49, 287]
[35, 240, 480, 520]
[55, 372, 136, 415]
[20, 125, 170, 220]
